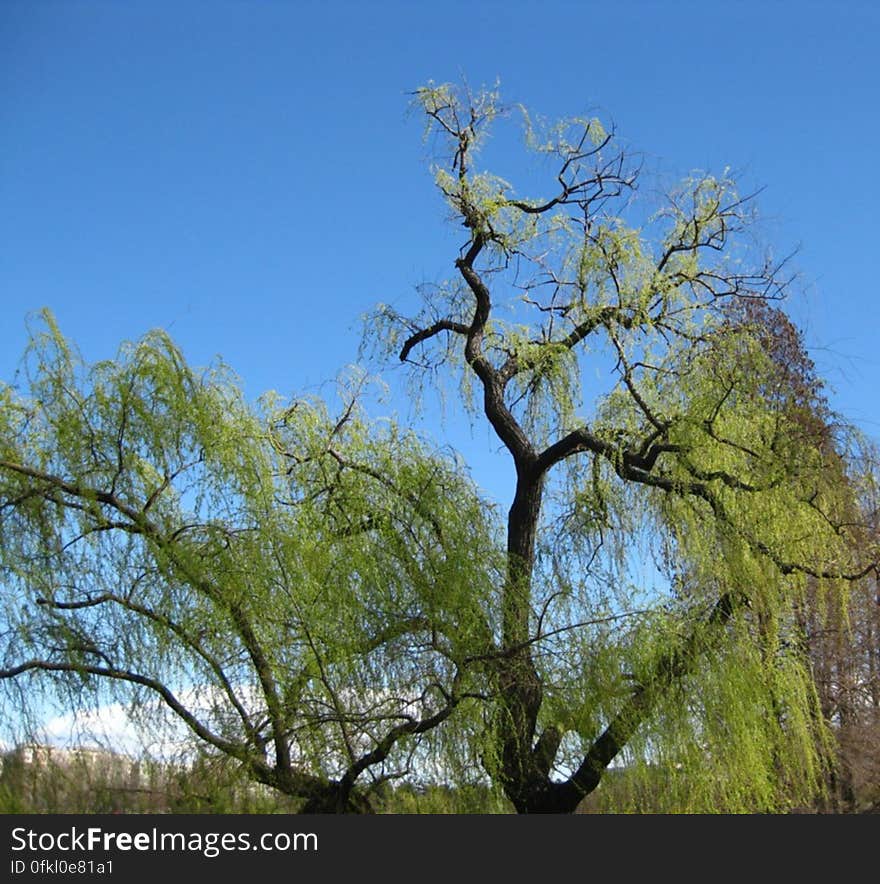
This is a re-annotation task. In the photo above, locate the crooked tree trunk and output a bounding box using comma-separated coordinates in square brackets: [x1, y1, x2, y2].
[497, 514, 746, 814]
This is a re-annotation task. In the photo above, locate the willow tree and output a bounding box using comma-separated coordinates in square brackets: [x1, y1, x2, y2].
[368, 82, 878, 812]
[0, 314, 502, 812]
[1, 85, 877, 816]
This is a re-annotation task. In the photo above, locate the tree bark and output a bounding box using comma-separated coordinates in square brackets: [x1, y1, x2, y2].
[497, 466, 547, 811]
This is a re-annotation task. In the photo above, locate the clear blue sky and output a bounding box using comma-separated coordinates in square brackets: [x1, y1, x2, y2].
[3, 0, 879, 504]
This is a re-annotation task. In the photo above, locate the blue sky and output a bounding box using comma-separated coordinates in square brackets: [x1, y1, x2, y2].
[3, 0, 879, 506]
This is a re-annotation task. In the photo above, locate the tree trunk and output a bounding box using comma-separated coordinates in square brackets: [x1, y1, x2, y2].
[497, 467, 552, 811]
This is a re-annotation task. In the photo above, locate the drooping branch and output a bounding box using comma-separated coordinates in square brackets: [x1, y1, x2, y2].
[35, 591, 267, 753]
[0, 457, 294, 778]
[0, 659, 266, 771]
[0, 459, 150, 526]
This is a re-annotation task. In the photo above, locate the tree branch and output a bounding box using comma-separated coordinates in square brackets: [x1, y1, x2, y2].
[35, 591, 267, 753]
[399, 319, 470, 364]
[558, 591, 743, 805]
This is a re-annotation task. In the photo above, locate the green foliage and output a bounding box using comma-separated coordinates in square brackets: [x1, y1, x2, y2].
[2, 81, 876, 813]
[0, 311, 503, 805]
[367, 81, 876, 812]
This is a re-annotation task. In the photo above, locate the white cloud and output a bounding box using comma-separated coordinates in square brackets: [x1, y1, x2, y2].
[39, 702, 190, 760]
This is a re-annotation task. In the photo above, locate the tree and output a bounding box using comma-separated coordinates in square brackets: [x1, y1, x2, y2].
[0, 317, 500, 812]
[371, 82, 877, 811]
[798, 442, 880, 811]
[1, 82, 877, 813]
